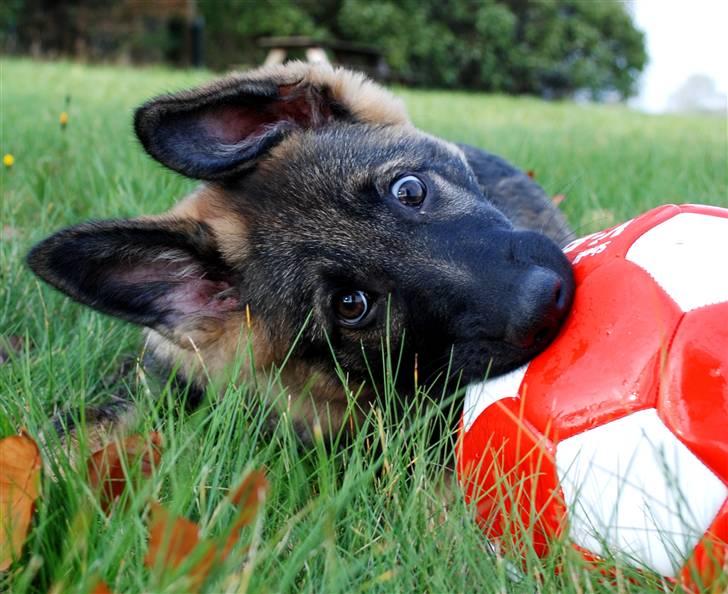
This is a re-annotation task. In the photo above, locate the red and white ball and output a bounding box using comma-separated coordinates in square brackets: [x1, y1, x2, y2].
[457, 204, 728, 590]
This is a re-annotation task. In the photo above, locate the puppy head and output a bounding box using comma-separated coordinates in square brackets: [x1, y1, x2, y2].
[28, 62, 573, 429]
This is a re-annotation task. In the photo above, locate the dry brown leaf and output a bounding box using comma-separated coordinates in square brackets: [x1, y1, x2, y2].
[222, 470, 268, 558]
[145, 502, 217, 591]
[143, 469, 267, 591]
[0, 432, 41, 571]
[551, 193, 566, 206]
[87, 433, 162, 513]
[90, 580, 114, 594]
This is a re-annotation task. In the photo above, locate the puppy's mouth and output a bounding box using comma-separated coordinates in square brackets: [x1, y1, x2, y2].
[444, 273, 574, 387]
[441, 341, 543, 388]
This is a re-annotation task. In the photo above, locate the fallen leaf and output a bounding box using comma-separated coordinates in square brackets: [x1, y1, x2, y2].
[87, 433, 162, 513]
[145, 502, 217, 591]
[0, 335, 27, 365]
[0, 432, 41, 571]
[222, 470, 268, 557]
[551, 193, 566, 206]
[90, 580, 114, 594]
[144, 469, 267, 591]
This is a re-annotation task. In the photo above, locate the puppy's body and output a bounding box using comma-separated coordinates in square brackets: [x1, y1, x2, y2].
[28, 63, 574, 446]
[459, 144, 572, 244]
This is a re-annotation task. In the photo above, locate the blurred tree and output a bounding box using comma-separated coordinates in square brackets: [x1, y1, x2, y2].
[199, 0, 325, 69]
[3, 0, 646, 99]
[326, 0, 647, 98]
[507, 0, 647, 98]
[199, 0, 645, 99]
[0, 0, 24, 49]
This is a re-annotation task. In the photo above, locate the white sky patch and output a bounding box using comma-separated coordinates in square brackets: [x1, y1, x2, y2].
[629, 0, 728, 113]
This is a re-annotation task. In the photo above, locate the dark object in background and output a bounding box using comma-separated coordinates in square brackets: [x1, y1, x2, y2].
[5, 0, 205, 68]
[165, 13, 204, 68]
[190, 15, 204, 68]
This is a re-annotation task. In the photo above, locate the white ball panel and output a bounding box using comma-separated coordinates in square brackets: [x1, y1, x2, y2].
[556, 408, 727, 577]
[626, 213, 728, 311]
[462, 365, 529, 431]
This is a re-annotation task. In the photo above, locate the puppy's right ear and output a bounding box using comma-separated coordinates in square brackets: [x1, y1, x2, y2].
[134, 62, 409, 181]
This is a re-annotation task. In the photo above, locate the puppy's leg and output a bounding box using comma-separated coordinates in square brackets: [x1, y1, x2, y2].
[50, 395, 138, 461]
[40, 358, 141, 473]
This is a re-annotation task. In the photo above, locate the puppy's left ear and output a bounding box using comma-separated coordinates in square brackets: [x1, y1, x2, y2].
[134, 62, 410, 181]
[27, 218, 241, 347]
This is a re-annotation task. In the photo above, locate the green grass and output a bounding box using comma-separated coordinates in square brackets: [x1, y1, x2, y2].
[1, 58, 727, 594]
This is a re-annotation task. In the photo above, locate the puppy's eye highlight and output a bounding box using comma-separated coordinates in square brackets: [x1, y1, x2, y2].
[390, 175, 426, 207]
[333, 290, 370, 326]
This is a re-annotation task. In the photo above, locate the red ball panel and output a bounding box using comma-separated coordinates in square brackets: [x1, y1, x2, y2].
[457, 398, 565, 557]
[520, 259, 682, 442]
[680, 497, 728, 593]
[658, 302, 728, 485]
[563, 204, 681, 285]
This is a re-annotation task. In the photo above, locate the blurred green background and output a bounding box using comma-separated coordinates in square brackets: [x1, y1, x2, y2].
[1, 0, 646, 98]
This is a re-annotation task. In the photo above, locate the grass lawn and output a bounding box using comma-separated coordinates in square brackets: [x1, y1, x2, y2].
[1, 58, 727, 593]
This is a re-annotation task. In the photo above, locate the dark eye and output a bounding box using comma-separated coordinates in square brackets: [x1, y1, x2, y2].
[390, 175, 426, 206]
[333, 290, 370, 326]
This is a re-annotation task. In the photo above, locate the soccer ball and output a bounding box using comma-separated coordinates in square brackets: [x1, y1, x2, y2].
[457, 204, 728, 590]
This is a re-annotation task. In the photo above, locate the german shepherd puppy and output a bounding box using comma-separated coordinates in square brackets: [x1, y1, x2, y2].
[28, 62, 574, 448]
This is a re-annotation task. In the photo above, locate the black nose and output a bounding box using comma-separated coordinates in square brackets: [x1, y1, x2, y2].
[504, 267, 570, 350]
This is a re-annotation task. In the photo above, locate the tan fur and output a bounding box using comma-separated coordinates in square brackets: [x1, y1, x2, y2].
[67, 405, 139, 457]
[277, 360, 370, 435]
[157, 61, 409, 130]
[140, 185, 355, 432]
[167, 185, 249, 263]
[140, 187, 276, 389]
[145, 318, 361, 437]
[41, 394, 140, 475]
[146, 313, 277, 384]
[236, 61, 411, 128]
